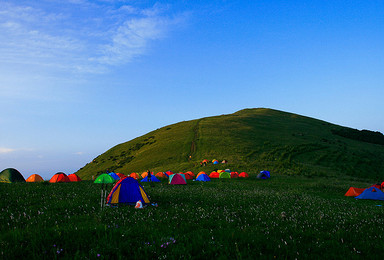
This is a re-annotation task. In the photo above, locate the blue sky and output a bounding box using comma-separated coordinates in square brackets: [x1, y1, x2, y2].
[1, 0, 383, 179]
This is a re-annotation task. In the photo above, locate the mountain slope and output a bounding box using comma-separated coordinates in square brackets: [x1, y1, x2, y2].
[76, 108, 384, 180]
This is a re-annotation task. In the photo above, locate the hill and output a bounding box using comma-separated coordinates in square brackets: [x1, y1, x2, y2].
[76, 108, 384, 180]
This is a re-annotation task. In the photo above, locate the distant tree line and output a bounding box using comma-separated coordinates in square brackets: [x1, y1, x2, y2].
[332, 128, 384, 145]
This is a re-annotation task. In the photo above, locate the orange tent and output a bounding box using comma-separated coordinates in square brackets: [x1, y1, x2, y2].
[130, 173, 140, 180]
[155, 172, 168, 178]
[141, 171, 154, 178]
[209, 171, 220, 178]
[26, 174, 44, 182]
[49, 172, 70, 183]
[68, 174, 82, 182]
[345, 187, 366, 197]
[239, 172, 249, 178]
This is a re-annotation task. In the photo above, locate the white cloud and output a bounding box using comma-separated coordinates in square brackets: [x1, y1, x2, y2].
[0, 1, 184, 73]
[0, 147, 16, 154]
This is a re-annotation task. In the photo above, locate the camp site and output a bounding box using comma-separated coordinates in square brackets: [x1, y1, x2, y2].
[2, 109, 384, 259]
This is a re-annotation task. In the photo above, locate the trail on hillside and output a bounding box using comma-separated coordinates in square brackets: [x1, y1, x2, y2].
[189, 119, 201, 160]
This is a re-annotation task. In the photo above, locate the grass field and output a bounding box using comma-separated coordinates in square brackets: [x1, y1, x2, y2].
[1, 174, 383, 259]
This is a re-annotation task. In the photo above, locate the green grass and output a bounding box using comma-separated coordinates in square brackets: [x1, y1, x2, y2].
[1, 174, 383, 259]
[76, 108, 384, 181]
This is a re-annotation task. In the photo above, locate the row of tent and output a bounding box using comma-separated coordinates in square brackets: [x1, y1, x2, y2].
[0, 168, 83, 183]
[345, 183, 384, 201]
[94, 170, 270, 184]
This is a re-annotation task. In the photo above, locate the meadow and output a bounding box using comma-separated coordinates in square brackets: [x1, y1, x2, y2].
[1, 174, 383, 259]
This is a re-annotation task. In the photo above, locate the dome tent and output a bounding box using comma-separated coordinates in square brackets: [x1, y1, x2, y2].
[109, 172, 120, 180]
[219, 172, 231, 179]
[68, 174, 82, 182]
[49, 172, 70, 183]
[239, 172, 249, 178]
[26, 174, 44, 182]
[107, 177, 150, 205]
[196, 174, 210, 182]
[141, 175, 161, 182]
[94, 174, 115, 184]
[257, 171, 271, 179]
[169, 173, 187, 185]
[0, 168, 26, 183]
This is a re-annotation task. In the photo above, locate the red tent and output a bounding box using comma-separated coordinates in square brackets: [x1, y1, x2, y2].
[116, 173, 126, 179]
[345, 187, 366, 197]
[49, 172, 70, 183]
[184, 172, 194, 180]
[68, 174, 82, 182]
[231, 172, 239, 178]
[239, 172, 249, 178]
[209, 171, 220, 178]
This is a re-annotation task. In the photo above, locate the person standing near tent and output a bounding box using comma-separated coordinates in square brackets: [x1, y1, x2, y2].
[147, 170, 151, 182]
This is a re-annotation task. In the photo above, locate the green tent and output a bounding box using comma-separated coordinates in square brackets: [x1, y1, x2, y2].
[0, 168, 26, 183]
[94, 174, 115, 184]
[219, 171, 231, 179]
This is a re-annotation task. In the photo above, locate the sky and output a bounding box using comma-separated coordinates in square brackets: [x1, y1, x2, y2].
[1, 0, 383, 180]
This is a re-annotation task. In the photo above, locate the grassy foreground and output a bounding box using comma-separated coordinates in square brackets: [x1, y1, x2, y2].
[1, 175, 383, 259]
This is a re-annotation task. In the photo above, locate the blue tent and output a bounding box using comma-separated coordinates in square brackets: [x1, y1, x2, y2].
[196, 174, 211, 182]
[257, 171, 271, 179]
[141, 175, 161, 182]
[109, 172, 120, 180]
[355, 187, 384, 201]
[107, 177, 150, 205]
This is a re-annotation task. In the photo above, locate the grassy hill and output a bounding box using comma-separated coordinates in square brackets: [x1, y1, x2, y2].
[76, 108, 384, 180]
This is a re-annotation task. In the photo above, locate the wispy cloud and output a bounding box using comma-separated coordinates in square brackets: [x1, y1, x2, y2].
[0, 147, 16, 154]
[0, 1, 185, 73]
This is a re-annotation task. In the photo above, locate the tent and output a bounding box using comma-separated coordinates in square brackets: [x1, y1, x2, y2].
[130, 173, 140, 180]
[49, 172, 70, 183]
[109, 172, 120, 180]
[165, 171, 174, 176]
[184, 172, 194, 180]
[0, 168, 26, 183]
[257, 171, 271, 179]
[116, 173, 126, 179]
[185, 171, 195, 177]
[355, 187, 384, 201]
[217, 170, 225, 173]
[209, 171, 220, 178]
[155, 172, 168, 178]
[94, 174, 115, 184]
[231, 172, 239, 178]
[141, 171, 154, 178]
[196, 174, 211, 182]
[106, 177, 150, 205]
[68, 174, 82, 182]
[219, 172, 231, 179]
[239, 172, 249, 178]
[212, 160, 219, 165]
[344, 187, 366, 197]
[196, 171, 206, 178]
[141, 175, 161, 182]
[26, 174, 44, 183]
[169, 173, 187, 185]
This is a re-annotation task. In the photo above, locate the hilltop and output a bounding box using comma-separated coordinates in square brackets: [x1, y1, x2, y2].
[76, 108, 384, 180]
